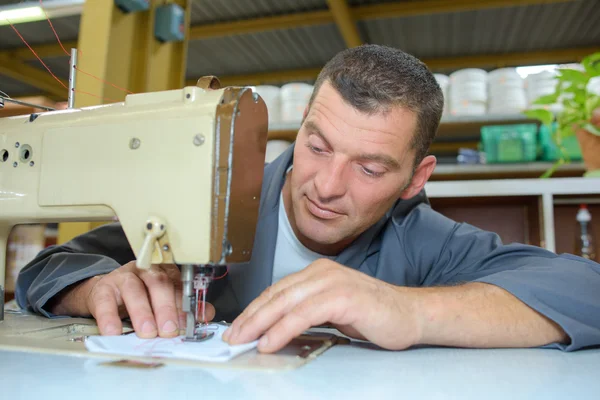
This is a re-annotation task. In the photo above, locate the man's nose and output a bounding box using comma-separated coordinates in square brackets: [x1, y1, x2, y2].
[314, 157, 347, 201]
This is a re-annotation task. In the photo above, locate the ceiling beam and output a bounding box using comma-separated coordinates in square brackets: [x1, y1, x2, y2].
[423, 46, 600, 70]
[327, 0, 363, 48]
[0, 55, 66, 98]
[188, 46, 599, 87]
[7, 41, 77, 60]
[3, 0, 576, 60]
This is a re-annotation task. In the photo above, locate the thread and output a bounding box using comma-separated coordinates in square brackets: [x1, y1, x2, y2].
[39, 0, 69, 57]
[4, 19, 68, 90]
[74, 67, 135, 95]
[213, 266, 229, 280]
[39, 0, 134, 95]
[4, 16, 119, 103]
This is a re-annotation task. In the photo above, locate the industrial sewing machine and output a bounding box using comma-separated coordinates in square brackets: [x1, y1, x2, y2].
[0, 77, 268, 341]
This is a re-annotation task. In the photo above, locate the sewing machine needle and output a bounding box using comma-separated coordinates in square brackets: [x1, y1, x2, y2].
[201, 289, 207, 323]
[195, 288, 199, 324]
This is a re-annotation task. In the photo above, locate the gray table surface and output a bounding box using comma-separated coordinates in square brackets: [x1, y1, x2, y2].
[2, 342, 599, 400]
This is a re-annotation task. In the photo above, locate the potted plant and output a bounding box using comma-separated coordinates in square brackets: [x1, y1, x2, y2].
[524, 52, 600, 178]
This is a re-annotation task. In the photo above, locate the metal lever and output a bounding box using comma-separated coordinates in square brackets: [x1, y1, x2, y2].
[137, 217, 166, 269]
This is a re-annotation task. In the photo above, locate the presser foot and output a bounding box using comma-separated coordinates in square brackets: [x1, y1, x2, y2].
[183, 323, 215, 342]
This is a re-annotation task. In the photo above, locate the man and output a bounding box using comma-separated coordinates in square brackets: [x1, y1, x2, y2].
[16, 45, 600, 353]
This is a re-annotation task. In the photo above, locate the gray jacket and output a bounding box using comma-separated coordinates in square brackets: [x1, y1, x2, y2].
[16, 145, 600, 351]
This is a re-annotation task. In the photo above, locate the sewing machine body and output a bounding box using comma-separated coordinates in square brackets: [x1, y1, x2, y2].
[0, 84, 268, 330]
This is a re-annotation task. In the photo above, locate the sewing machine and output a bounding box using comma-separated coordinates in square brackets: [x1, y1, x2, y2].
[0, 77, 268, 341]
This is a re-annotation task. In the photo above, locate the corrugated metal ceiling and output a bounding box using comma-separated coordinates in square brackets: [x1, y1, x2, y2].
[187, 24, 344, 78]
[0, 73, 40, 96]
[191, 0, 327, 24]
[0, 15, 80, 48]
[360, 0, 600, 57]
[1, 0, 599, 98]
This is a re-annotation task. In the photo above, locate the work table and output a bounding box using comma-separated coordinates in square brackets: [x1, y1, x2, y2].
[2, 342, 599, 399]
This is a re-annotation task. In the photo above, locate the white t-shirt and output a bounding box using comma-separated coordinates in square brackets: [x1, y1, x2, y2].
[271, 193, 334, 284]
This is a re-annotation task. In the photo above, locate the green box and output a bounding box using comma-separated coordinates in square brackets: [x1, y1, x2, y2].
[480, 124, 538, 163]
[538, 123, 582, 161]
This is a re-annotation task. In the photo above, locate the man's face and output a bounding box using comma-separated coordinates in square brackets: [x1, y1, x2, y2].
[283, 81, 435, 255]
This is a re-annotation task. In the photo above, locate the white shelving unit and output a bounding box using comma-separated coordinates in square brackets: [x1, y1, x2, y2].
[425, 177, 600, 252]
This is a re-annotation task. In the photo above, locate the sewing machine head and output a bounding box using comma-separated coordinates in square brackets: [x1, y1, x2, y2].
[0, 77, 269, 338]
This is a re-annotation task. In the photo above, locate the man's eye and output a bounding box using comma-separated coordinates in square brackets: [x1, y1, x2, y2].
[307, 143, 324, 154]
[361, 166, 384, 178]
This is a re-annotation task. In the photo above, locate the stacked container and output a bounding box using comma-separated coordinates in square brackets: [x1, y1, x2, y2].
[280, 83, 314, 124]
[487, 68, 527, 114]
[524, 70, 561, 112]
[253, 85, 281, 125]
[433, 73, 450, 117]
[449, 68, 488, 116]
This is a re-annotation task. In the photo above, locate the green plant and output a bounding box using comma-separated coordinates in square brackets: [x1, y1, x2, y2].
[523, 52, 600, 178]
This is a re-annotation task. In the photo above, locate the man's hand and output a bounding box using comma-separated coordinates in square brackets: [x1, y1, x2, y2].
[222, 259, 569, 353]
[222, 259, 422, 353]
[48, 261, 215, 338]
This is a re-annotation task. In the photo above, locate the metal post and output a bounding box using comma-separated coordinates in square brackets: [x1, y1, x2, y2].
[542, 193, 556, 252]
[68, 48, 78, 109]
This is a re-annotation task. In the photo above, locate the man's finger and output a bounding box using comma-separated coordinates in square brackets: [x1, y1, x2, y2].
[89, 284, 123, 336]
[175, 287, 186, 330]
[118, 273, 157, 338]
[140, 267, 179, 338]
[257, 293, 345, 353]
[227, 278, 327, 345]
[202, 302, 216, 322]
[226, 264, 324, 338]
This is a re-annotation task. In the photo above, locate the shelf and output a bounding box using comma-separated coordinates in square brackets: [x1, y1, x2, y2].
[430, 162, 585, 181]
[439, 113, 532, 125]
[268, 113, 538, 142]
[433, 162, 585, 176]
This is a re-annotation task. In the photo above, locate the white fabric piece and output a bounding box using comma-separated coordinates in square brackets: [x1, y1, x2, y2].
[85, 323, 257, 362]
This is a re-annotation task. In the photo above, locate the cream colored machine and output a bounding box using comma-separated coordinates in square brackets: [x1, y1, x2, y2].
[0, 78, 268, 341]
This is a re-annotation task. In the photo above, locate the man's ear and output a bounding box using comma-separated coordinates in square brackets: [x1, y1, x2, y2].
[399, 155, 437, 200]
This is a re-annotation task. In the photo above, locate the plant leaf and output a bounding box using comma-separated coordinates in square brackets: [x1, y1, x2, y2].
[585, 95, 600, 117]
[574, 90, 587, 105]
[523, 108, 554, 126]
[558, 125, 576, 139]
[584, 169, 600, 178]
[557, 110, 584, 126]
[561, 83, 587, 93]
[582, 52, 600, 76]
[557, 68, 589, 84]
[532, 92, 559, 105]
[540, 159, 564, 179]
[582, 123, 600, 136]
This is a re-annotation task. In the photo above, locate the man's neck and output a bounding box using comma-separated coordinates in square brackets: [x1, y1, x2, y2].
[282, 172, 351, 257]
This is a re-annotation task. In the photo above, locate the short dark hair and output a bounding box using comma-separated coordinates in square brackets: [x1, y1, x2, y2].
[308, 44, 444, 167]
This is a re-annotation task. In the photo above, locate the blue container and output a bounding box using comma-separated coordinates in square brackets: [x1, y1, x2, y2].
[115, 0, 149, 13]
[155, 4, 185, 43]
